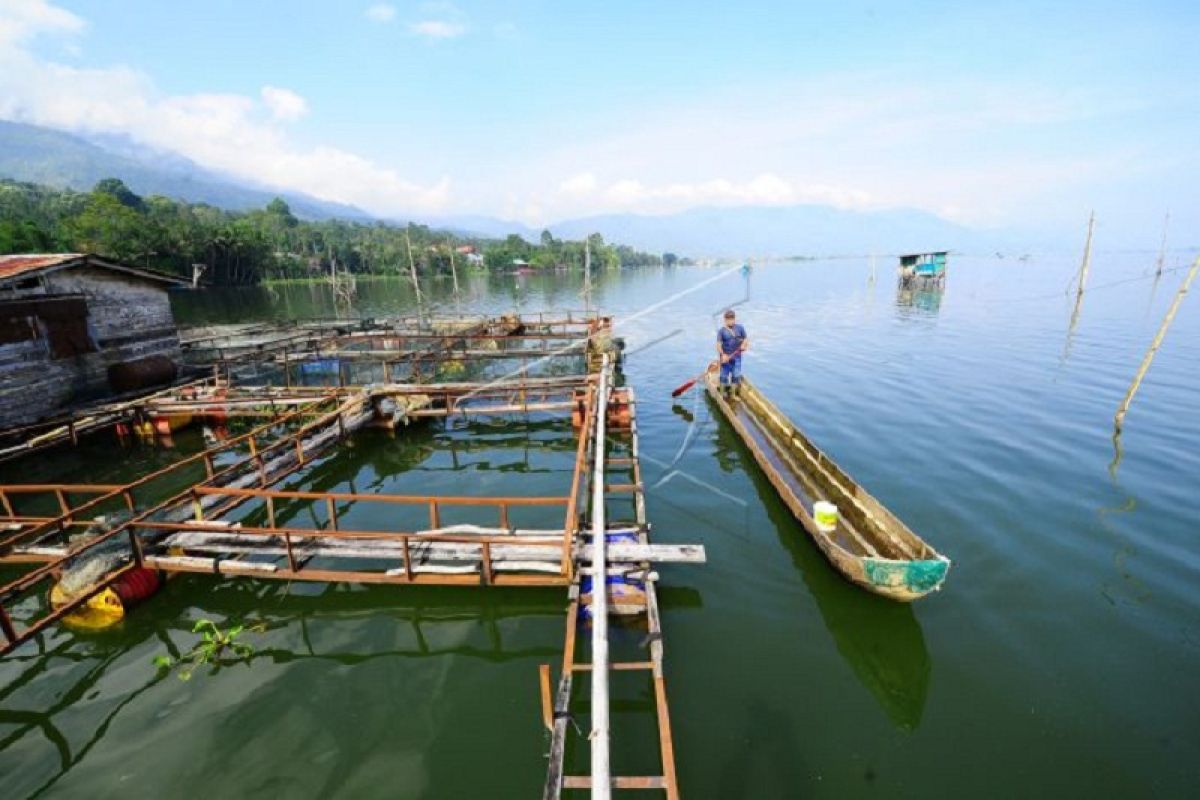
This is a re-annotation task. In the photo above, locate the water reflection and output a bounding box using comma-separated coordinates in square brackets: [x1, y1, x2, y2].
[712, 420, 931, 730]
[0, 578, 573, 797]
[170, 268, 630, 326]
[895, 284, 944, 315]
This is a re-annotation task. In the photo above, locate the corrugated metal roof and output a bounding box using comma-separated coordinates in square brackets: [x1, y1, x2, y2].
[0, 254, 186, 287]
[0, 254, 86, 281]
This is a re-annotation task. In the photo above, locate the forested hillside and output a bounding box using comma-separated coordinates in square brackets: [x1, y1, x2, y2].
[0, 178, 664, 285]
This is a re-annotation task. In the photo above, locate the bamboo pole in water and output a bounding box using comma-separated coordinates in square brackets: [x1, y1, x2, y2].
[582, 238, 593, 312]
[1114, 256, 1200, 432]
[404, 227, 423, 306]
[448, 243, 461, 295]
[1155, 213, 1170, 277]
[590, 354, 611, 800]
[1076, 211, 1095, 300]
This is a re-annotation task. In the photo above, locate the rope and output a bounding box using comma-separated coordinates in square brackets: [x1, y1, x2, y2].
[962, 262, 1196, 306]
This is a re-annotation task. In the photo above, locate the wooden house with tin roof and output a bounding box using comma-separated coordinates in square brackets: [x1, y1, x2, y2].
[0, 254, 187, 428]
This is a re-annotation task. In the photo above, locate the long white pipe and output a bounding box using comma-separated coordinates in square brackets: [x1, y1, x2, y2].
[590, 354, 611, 800]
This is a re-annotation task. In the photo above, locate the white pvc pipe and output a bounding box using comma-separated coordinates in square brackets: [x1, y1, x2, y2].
[590, 354, 611, 800]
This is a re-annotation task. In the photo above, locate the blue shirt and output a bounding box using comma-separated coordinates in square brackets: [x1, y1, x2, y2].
[718, 323, 746, 356]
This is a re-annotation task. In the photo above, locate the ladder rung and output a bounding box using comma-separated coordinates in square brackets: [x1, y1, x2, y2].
[571, 661, 654, 672]
[563, 776, 666, 790]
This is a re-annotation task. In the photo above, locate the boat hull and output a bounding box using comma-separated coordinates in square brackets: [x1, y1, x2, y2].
[706, 376, 949, 601]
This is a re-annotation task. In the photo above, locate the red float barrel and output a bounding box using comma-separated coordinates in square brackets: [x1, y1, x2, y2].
[113, 567, 161, 606]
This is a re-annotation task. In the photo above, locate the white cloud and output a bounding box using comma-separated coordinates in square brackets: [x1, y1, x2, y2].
[515, 71, 1156, 227]
[409, 19, 465, 39]
[556, 173, 874, 216]
[0, 3, 451, 216]
[364, 3, 395, 23]
[559, 172, 597, 195]
[261, 85, 308, 122]
[0, 0, 82, 48]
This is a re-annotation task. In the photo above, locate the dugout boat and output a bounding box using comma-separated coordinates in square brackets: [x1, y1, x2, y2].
[705, 374, 950, 601]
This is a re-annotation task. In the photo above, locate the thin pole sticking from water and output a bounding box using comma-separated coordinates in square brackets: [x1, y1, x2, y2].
[449, 243, 461, 295]
[1064, 212, 1096, 358]
[404, 226, 424, 307]
[582, 238, 593, 312]
[1076, 211, 1095, 300]
[590, 354, 611, 800]
[1155, 213, 1170, 277]
[1114, 256, 1200, 432]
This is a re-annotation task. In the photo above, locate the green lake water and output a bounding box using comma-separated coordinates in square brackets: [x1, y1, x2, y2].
[2, 255, 1199, 797]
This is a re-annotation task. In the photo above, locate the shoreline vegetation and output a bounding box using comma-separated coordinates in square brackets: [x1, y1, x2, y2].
[0, 177, 682, 286]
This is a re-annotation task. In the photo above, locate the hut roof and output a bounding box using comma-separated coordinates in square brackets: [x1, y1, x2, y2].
[0, 254, 188, 288]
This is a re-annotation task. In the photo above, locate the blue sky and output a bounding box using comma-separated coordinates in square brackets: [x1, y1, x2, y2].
[0, 0, 1197, 239]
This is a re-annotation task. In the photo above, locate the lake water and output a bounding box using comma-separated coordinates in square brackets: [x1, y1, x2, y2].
[3, 254, 1199, 798]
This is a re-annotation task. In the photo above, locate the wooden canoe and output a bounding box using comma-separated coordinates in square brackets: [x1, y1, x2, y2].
[706, 375, 950, 601]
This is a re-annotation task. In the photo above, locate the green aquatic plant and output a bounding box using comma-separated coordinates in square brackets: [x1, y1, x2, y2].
[154, 619, 264, 681]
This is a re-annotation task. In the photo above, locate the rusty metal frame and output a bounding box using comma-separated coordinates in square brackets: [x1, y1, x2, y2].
[0, 311, 686, 798]
[543, 384, 681, 799]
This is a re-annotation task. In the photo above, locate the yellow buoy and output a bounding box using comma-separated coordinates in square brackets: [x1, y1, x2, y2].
[50, 582, 125, 630]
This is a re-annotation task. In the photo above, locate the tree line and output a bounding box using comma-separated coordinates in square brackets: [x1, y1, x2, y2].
[0, 178, 677, 285]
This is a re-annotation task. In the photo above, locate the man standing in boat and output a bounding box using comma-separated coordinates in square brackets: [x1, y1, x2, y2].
[716, 309, 749, 398]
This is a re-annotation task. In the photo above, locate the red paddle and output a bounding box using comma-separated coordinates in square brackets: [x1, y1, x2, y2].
[671, 361, 718, 397]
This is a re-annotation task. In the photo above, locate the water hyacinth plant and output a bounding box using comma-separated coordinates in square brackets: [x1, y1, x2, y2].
[154, 619, 264, 681]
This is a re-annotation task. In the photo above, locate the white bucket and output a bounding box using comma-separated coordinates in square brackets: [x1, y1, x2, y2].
[813, 501, 839, 531]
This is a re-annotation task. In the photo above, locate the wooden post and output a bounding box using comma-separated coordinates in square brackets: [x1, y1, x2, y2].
[0, 606, 17, 644]
[582, 238, 593, 311]
[539, 664, 554, 732]
[283, 530, 298, 572]
[127, 528, 144, 567]
[405, 226, 423, 306]
[1155, 213, 1170, 277]
[1114, 256, 1199, 431]
[1076, 211, 1095, 300]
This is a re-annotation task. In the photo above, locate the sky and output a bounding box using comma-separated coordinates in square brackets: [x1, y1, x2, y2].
[0, 0, 1197, 239]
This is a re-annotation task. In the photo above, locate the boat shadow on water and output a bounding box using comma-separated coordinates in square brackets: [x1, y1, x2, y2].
[710, 403, 932, 732]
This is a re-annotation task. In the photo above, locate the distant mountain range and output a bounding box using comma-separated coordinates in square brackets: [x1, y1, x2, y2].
[0, 120, 369, 221]
[548, 206, 1013, 258]
[0, 119, 1037, 256]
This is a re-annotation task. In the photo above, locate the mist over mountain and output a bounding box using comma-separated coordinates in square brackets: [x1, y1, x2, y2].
[547, 205, 1035, 258]
[0, 121, 368, 221]
[0, 120, 1053, 257]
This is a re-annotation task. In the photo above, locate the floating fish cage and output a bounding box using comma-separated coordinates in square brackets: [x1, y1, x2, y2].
[0, 311, 699, 799]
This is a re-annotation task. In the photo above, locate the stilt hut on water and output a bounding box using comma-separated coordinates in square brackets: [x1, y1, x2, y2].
[897, 251, 948, 287]
[0, 254, 187, 429]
